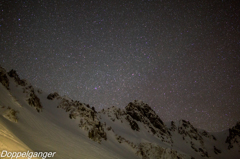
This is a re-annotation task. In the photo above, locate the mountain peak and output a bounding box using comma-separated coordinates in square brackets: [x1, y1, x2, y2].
[125, 100, 167, 132]
[226, 122, 240, 150]
[8, 69, 27, 86]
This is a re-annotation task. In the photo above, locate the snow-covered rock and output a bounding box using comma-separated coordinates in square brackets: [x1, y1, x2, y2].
[177, 120, 203, 144]
[125, 100, 172, 142]
[136, 143, 191, 159]
[48, 94, 107, 143]
[2, 107, 19, 123]
[1, 67, 43, 113]
[23, 85, 42, 112]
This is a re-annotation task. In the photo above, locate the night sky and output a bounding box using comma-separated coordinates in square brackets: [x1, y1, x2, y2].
[1, 0, 239, 132]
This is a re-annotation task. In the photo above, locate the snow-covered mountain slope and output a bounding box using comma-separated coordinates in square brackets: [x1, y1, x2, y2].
[0, 66, 240, 159]
[0, 66, 139, 159]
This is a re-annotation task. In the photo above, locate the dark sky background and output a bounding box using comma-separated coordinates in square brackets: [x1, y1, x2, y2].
[1, 0, 239, 132]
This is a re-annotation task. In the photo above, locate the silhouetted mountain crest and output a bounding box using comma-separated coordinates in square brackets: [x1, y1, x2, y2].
[0, 65, 9, 90]
[8, 69, 27, 86]
[0, 66, 239, 159]
[226, 122, 240, 149]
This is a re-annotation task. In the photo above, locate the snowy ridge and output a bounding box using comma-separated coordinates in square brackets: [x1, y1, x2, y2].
[47, 93, 107, 143]
[0, 66, 240, 159]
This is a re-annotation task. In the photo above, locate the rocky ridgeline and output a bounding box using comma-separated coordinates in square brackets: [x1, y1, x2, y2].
[47, 92, 107, 143]
[177, 120, 204, 144]
[23, 85, 42, 112]
[169, 121, 177, 131]
[137, 143, 191, 159]
[126, 100, 172, 143]
[100, 106, 140, 131]
[226, 122, 240, 150]
[100, 100, 172, 144]
[200, 130, 217, 141]
[10, 69, 43, 112]
[47, 92, 62, 100]
[100, 104, 189, 159]
[170, 120, 221, 157]
[0, 66, 9, 90]
[114, 131, 189, 159]
[171, 120, 212, 157]
[114, 133, 191, 159]
[115, 134, 137, 149]
[8, 69, 27, 87]
[0, 66, 42, 112]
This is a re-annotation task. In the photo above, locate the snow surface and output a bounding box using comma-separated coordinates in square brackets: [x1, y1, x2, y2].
[0, 79, 139, 159]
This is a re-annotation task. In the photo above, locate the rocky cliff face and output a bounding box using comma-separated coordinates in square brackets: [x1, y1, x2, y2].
[0, 66, 9, 90]
[8, 69, 27, 86]
[47, 93, 107, 143]
[171, 120, 212, 157]
[23, 85, 42, 112]
[0, 66, 42, 112]
[226, 122, 240, 150]
[99, 100, 240, 158]
[100, 105, 141, 131]
[100, 100, 172, 143]
[125, 100, 172, 142]
[177, 120, 204, 144]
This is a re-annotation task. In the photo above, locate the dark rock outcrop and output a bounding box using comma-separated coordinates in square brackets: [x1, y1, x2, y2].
[0, 66, 9, 89]
[214, 146, 221, 154]
[178, 120, 203, 145]
[198, 148, 209, 157]
[100, 106, 140, 131]
[190, 141, 199, 152]
[23, 85, 43, 112]
[27, 89, 42, 112]
[125, 115, 139, 131]
[47, 92, 60, 100]
[57, 97, 107, 143]
[8, 69, 27, 86]
[3, 106, 19, 123]
[201, 130, 216, 141]
[226, 122, 240, 149]
[170, 121, 177, 131]
[125, 100, 171, 137]
[137, 143, 191, 159]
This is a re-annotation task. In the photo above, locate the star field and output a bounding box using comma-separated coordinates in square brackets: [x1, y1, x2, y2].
[1, 0, 240, 132]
